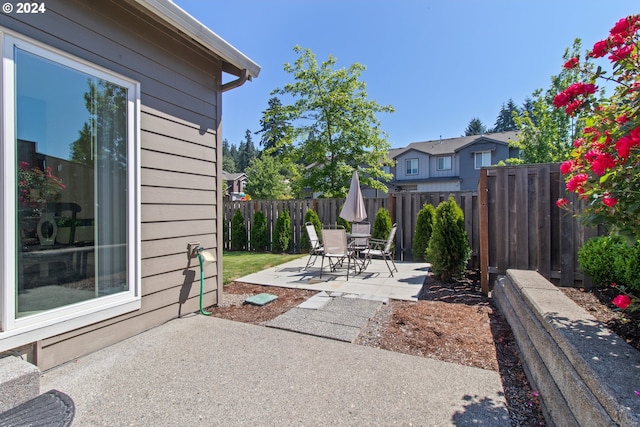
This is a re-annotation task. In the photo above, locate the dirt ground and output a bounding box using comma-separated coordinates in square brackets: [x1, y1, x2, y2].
[208, 269, 639, 427]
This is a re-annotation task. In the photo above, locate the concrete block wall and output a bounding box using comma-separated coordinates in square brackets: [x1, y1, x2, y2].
[493, 269, 640, 427]
[0, 356, 40, 412]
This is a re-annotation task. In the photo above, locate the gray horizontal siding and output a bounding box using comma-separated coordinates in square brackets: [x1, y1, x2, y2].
[0, 0, 222, 368]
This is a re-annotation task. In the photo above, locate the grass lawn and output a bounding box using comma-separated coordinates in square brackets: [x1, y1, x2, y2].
[223, 251, 305, 285]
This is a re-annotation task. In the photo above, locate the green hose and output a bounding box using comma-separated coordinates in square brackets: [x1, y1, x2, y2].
[198, 251, 212, 316]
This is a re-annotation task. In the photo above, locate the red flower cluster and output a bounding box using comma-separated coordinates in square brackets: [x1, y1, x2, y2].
[559, 159, 575, 174]
[614, 126, 640, 159]
[564, 57, 579, 69]
[584, 150, 616, 175]
[602, 193, 618, 207]
[613, 294, 632, 309]
[552, 82, 597, 115]
[589, 15, 640, 60]
[565, 173, 588, 192]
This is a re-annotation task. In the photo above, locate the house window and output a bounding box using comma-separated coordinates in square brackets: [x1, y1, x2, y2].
[437, 156, 452, 171]
[474, 151, 491, 169]
[1, 32, 140, 343]
[405, 158, 418, 175]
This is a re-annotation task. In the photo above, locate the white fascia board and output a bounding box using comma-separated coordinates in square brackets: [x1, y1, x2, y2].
[134, 0, 261, 79]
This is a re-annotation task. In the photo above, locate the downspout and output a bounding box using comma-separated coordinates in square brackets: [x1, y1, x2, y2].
[221, 69, 250, 92]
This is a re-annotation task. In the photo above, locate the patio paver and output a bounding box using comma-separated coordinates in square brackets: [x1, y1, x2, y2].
[236, 256, 428, 301]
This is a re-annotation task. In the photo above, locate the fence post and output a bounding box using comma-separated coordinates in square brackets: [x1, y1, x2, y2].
[479, 169, 489, 295]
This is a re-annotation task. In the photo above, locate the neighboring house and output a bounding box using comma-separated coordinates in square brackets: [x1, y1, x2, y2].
[222, 171, 248, 200]
[391, 132, 519, 192]
[0, 0, 259, 369]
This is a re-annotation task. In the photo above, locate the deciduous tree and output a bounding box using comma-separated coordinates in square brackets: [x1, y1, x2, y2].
[510, 39, 592, 164]
[273, 46, 394, 197]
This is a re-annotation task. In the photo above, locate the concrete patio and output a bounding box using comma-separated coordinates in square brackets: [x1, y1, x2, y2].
[235, 255, 429, 301]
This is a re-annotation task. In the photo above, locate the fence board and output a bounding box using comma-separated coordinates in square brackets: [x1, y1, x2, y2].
[515, 167, 529, 269]
[537, 165, 552, 279]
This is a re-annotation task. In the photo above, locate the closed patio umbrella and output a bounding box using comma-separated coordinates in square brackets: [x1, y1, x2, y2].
[339, 170, 367, 222]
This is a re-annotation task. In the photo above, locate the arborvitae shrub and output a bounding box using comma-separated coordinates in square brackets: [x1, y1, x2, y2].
[412, 203, 436, 262]
[300, 209, 322, 252]
[372, 208, 392, 241]
[250, 211, 269, 252]
[578, 234, 630, 286]
[426, 196, 471, 282]
[272, 209, 292, 253]
[230, 209, 247, 251]
[337, 216, 351, 233]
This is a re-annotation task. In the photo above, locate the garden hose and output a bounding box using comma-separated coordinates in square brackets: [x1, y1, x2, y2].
[198, 250, 212, 316]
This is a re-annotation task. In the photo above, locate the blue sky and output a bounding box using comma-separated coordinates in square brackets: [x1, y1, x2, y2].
[175, 1, 638, 148]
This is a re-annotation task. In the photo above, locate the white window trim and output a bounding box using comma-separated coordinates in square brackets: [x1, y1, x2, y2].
[437, 156, 452, 171]
[406, 158, 419, 176]
[0, 29, 141, 351]
[474, 151, 491, 169]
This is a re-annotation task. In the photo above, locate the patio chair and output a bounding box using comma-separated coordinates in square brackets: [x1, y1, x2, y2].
[320, 228, 356, 280]
[362, 223, 398, 276]
[303, 222, 323, 270]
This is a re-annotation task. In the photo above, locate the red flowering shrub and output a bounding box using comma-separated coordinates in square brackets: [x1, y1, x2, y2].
[556, 15, 640, 316]
[555, 14, 640, 240]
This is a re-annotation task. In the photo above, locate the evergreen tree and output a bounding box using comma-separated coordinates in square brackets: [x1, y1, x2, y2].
[237, 129, 258, 171]
[256, 97, 292, 156]
[412, 203, 436, 262]
[250, 211, 269, 252]
[493, 99, 520, 132]
[272, 210, 292, 253]
[426, 196, 471, 282]
[372, 208, 392, 241]
[229, 144, 239, 170]
[222, 138, 236, 172]
[230, 209, 247, 251]
[464, 118, 487, 136]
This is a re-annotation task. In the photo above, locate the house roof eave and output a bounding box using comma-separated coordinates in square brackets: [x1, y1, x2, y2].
[134, 0, 261, 80]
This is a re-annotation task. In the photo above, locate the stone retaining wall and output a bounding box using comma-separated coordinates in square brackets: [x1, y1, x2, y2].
[493, 269, 640, 427]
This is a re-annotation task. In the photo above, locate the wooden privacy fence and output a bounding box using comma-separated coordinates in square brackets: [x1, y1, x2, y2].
[223, 163, 602, 290]
[223, 197, 395, 255]
[478, 163, 603, 292]
[223, 191, 480, 263]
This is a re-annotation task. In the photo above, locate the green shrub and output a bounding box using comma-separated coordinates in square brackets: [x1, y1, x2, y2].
[372, 207, 392, 241]
[230, 209, 247, 251]
[412, 203, 436, 262]
[426, 196, 471, 282]
[337, 216, 351, 233]
[300, 209, 322, 253]
[223, 216, 229, 250]
[616, 242, 640, 291]
[272, 209, 292, 253]
[250, 211, 269, 252]
[578, 235, 629, 287]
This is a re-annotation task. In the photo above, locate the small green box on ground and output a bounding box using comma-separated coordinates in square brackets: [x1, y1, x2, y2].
[245, 293, 278, 306]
